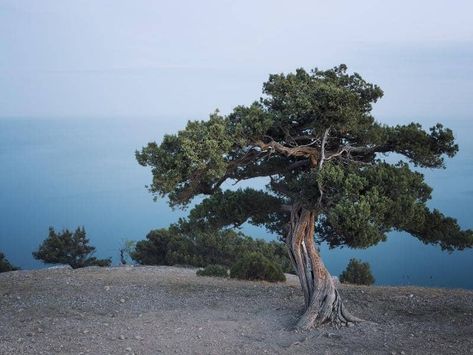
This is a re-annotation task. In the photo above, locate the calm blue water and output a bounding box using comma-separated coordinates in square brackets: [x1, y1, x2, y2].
[1, 118, 472, 289]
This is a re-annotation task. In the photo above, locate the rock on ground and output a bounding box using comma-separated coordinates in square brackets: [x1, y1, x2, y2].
[1, 266, 472, 354]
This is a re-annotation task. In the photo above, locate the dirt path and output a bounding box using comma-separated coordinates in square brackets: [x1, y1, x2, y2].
[1, 266, 472, 354]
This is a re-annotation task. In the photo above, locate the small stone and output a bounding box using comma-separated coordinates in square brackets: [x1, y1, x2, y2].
[401, 351, 406, 355]
[409, 294, 414, 298]
[120, 298, 125, 303]
[83, 329, 89, 334]
[125, 348, 132, 352]
[119, 335, 125, 340]
[104, 286, 111, 291]
[326, 332, 342, 339]
[134, 335, 143, 340]
[16, 296, 21, 300]
[37, 327, 43, 333]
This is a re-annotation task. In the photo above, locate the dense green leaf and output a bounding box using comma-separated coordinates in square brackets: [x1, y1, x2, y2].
[33, 227, 111, 269]
[137, 65, 473, 252]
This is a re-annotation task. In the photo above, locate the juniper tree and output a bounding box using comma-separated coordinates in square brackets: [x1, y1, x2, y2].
[339, 258, 375, 286]
[136, 65, 473, 329]
[0, 252, 19, 272]
[33, 227, 111, 269]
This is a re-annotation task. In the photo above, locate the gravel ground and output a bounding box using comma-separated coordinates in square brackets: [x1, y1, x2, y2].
[1, 265, 472, 354]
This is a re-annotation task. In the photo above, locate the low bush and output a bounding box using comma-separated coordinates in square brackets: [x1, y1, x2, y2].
[131, 229, 202, 266]
[196, 264, 228, 277]
[0, 252, 19, 273]
[339, 258, 375, 285]
[131, 227, 293, 273]
[230, 252, 286, 282]
[33, 227, 111, 269]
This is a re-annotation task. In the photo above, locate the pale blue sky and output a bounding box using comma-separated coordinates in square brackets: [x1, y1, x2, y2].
[1, 0, 472, 122]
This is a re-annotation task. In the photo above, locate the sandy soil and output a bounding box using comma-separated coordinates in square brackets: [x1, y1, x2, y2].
[1, 266, 472, 354]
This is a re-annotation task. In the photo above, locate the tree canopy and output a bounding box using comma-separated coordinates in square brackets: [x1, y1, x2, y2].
[0, 252, 19, 273]
[33, 227, 111, 269]
[137, 65, 473, 252]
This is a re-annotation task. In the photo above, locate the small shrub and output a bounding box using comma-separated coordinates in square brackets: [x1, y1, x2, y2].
[196, 264, 228, 277]
[33, 227, 111, 269]
[0, 252, 19, 273]
[230, 252, 286, 282]
[339, 258, 375, 285]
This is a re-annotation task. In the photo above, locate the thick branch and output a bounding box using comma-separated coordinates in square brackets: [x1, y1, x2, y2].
[255, 140, 319, 162]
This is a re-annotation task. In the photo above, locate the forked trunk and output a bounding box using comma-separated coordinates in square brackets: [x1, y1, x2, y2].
[286, 205, 361, 330]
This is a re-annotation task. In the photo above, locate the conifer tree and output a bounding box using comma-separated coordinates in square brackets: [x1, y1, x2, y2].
[0, 252, 19, 273]
[137, 65, 473, 329]
[33, 227, 111, 269]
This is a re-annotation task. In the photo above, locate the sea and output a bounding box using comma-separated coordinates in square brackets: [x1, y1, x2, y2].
[1, 117, 472, 289]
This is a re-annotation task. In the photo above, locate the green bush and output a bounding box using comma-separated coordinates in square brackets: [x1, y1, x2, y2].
[131, 228, 200, 266]
[33, 227, 111, 269]
[230, 252, 286, 282]
[131, 227, 293, 273]
[339, 258, 375, 285]
[0, 252, 19, 273]
[196, 264, 228, 277]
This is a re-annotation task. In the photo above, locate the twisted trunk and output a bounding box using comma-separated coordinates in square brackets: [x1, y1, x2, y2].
[286, 204, 361, 330]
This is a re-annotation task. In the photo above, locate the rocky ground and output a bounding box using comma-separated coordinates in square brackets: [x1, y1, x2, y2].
[0, 266, 472, 354]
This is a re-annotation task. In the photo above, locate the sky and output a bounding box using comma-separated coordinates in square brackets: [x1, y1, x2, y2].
[0, 0, 472, 123]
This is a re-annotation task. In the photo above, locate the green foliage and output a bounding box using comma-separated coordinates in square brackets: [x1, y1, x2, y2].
[137, 64, 473, 254]
[339, 258, 375, 285]
[131, 228, 199, 266]
[184, 189, 288, 234]
[196, 264, 228, 277]
[0, 252, 19, 273]
[33, 227, 111, 269]
[230, 252, 286, 282]
[131, 227, 293, 273]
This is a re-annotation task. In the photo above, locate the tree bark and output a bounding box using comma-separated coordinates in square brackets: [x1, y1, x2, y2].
[286, 204, 361, 330]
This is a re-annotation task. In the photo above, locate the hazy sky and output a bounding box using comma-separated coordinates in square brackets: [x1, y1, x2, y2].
[1, 0, 472, 122]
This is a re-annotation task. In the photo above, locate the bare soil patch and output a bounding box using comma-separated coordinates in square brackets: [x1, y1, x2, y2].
[1, 266, 472, 354]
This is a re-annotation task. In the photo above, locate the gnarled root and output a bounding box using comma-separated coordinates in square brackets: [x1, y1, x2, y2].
[296, 288, 362, 330]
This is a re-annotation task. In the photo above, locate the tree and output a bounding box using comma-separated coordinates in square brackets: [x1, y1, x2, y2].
[33, 227, 111, 269]
[339, 258, 375, 285]
[136, 65, 473, 329]
[0, 252, 19, 273]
